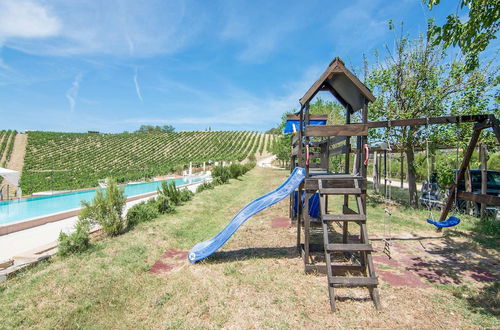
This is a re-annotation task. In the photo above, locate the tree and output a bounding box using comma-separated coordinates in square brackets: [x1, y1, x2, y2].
[136, 125, 175, 133]
[367, 27, 496, 206]
[270, 99, 346, 166]
[427, 0, 500, 71]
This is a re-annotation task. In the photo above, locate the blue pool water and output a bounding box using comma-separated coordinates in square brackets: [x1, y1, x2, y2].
[0, 177, 206, 225]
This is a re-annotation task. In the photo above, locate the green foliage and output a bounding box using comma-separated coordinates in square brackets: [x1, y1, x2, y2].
[367, 28, 496, 206]
[207, 163, 254, 189]
[228, 163, 242, 179]
[196, 182, 214, 193]
[0, 130, 17, 167]
[21, 130, 266, 194]
[212, 177, 225, 186]
[79, 178, 126, 236]
[427, 0, 499, 71]
[57, 219, 91, 256]
[212, 166, 231, 184]
[126, 201, 160, 227]
[179, 189, 194, 203]
[136, 125, 175, 133]
[155, 194, 176, 214]
[309, 99, 345, 124]
[158, 181, 182, 206]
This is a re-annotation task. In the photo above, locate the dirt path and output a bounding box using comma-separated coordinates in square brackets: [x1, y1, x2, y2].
[6, 133, 27, 172]
[2, 134, 27, 198]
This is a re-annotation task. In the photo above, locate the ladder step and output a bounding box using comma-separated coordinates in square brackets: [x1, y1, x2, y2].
[319, 188, 362, 195]
[322, 214, 366, 222]
[326, 244, 373, 252]
[329, 276, 378, 287]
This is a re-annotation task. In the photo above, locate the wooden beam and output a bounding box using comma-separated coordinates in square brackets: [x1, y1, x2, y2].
[306, 124, 368, 137]
[367, 115, 490, 129]
[458, 192, 500, 207]
[311, 136, 348, 147]
[287, 114, 328, 121]
[330, 145, 347, 156]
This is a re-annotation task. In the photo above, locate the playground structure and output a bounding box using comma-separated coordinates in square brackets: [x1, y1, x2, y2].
[188, 56, 499, 312]
[288, 57, 500, 311]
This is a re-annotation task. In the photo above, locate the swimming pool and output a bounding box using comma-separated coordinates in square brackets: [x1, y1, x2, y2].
[0, 176, 206, 225]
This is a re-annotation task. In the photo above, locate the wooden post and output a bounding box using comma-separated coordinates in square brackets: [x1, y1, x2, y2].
[400, 151, 404, 189]
[464, 166, 472, 214]
[480, 143, 488, 217]
[383, 150, 387, 198]
[373, 151, 378, 193]
[305, 103, 310, 178]
[439, 124, 484, 221]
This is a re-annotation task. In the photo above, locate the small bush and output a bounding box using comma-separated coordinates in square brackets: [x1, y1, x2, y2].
[212, 166, 231, 184]
[242, 162, 256, 174]
[179, 189, 194, 202]
[159, 181, 182, 205]
[79, 178, 127, 236]
[156, 195, 175, 214]
[126, 201, 159, 227]
[174, 165, 184, 175]
[212, 177, 225, 186]
[248, 154, 256, 162]
[196, 182, 214, 193]
[228, 163, 242, 179]
[57, 219, 91, 256]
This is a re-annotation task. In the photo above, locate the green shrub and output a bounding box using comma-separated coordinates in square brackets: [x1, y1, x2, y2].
[242, 162, 256, 174]
[212, 166, 231, 184]
[179, 189, 194, 202]
[196, 182, 214, 193]
[228, 163, 242, 179]
[174, 165, 184, 175]
[155, 194, 175, 214]
[158, 181, 182, 205]
[57, 219, 91, 256]
[248, 154, 256, 162]
[79, 178, 126, 236]
[213, 177, 225, 186]
[126, 201, 159, 227]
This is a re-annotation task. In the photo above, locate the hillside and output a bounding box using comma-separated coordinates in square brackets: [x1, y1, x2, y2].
[20, 130, 276, 194]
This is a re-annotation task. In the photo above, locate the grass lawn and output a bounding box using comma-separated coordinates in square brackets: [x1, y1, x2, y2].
[0, 167, 498, 328]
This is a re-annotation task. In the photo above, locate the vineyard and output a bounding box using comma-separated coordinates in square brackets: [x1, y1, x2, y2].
[21, 130, 277, 194]
[0, 130, 18, 168]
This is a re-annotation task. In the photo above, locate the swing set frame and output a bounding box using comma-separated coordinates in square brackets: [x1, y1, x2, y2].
[367, 113, 500, 222]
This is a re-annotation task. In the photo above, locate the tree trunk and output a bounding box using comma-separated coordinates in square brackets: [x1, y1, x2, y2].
[400, 151, 404, 189]
[405, 140, 418, 207]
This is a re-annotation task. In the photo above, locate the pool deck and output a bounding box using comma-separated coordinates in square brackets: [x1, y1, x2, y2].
[0, 180, 205, 267]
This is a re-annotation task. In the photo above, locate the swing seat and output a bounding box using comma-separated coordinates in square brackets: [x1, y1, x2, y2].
[426, 216, 460, 228]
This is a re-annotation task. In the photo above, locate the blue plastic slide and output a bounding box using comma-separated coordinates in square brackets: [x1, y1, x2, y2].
[188, 167, 306, 263]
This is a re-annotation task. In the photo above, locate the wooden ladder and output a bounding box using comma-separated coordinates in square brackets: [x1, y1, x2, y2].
[318, 178, 382, 312]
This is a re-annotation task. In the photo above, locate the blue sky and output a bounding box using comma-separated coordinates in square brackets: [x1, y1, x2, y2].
[0, 0, 495, 133]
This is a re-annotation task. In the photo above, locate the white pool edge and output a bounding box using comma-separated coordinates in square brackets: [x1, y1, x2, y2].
[0, 179, 208, 236]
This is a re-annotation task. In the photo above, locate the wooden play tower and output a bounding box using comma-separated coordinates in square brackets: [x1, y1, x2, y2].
[290, 57, 500, 312]
[290, 57, 381, 311]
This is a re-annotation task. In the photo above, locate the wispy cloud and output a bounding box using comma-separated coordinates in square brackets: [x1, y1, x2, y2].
[133, 67, 143, 102]
[66, 73, 83, 112]
[220, 2, 304, 62]
[1, 0, 203, 58]
[0, 0, 61, 42]
[328, 0, 414, 57]
[121, 64, 323, 129]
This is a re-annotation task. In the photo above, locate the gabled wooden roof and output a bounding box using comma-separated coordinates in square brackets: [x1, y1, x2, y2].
[299, 57, 375, 112]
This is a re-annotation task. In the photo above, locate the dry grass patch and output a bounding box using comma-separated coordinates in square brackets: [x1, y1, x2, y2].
[0, 167, 498, 328]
